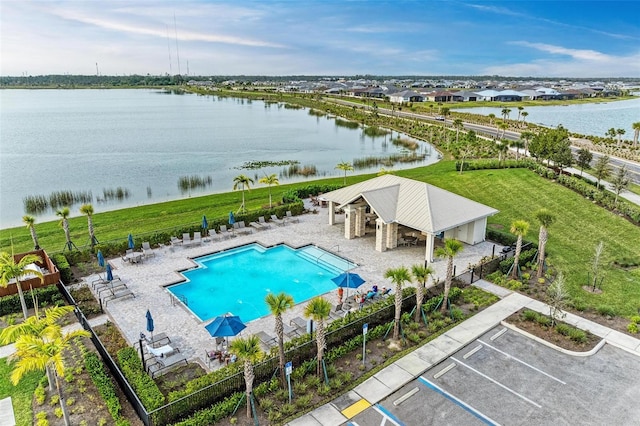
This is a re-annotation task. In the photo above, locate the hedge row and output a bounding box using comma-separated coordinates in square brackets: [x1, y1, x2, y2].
[50, 253, 73, 284]
[499, 247, 539, 275]
[456, 159, 534, 171]
[486, 228, 536, 249]
[170, 392, 245, 426]
[0, 285, 65, 316]
[84, 351, 130, 426]
[282, 183, 343, 203]
[116, 347, 165, 411]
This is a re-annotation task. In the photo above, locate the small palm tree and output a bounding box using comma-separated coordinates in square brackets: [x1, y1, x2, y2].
[233, 175, 254, 214]
[335, 161, 354, 185]
[384, 266, 411, 340]
[229, 335, 262, 419]
[497, 122, 509, 140]
[0, 251, 43, 320]
[616, 128, 625, 147]
[304, 297, 331, 378]
[411, 264, 434, 323]
[22, 215, 40, 250]
[258, 174, 279, 209]
[265, 292, 294, 385]
[487, 113, 496, 126]
[501, 107, 511, 121]
[453, 118, 463, 143]
[79, 203, 98, 249]
[56, 207, 75, 251]
[520, 131, 534, 156]
[521, 111, 529, 126]
[516, 106, 524, 123]
[535, 209, 555, 279]
[632, 121, 640, 148]
[435, 239, 463, 313]
[510, 220, 530, 279]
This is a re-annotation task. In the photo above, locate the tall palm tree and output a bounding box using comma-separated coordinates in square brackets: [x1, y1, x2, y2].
[384, 266, 411, 340]
[304, 297, 331, 378]
[453, 118, 463, 143]
[487, 113, 496, 126]
[233, 175, 254, 214]
[534, 209, 555, 279]
[0, 251, 43, 320]
[10, 310, 89, 426]
[435, 239, 463, 313]
[22, 215, 40, 250]
[510, 220, 530, 279]
[501, 107, 511, 121]
[411, 264, 434, 323]
[520, 131, 534, 156]
[520, 111, 529, 127]
[56, 207, 75, 251]
[605, 128, 617, 144]
[616, 128, 626, 147]
[335, 161, 354, 185]
[265, 292, 294, 385]
[229, 335, 262, 419]
[258, 174, 279, 208]
[497, 122, 509, 140]
[632, 121, 640, 148]
[516, 106, 524, 123]
[79, 203, 98, 249]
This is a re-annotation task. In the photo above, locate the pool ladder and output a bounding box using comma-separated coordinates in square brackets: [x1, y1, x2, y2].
[171, 293, 188, 307]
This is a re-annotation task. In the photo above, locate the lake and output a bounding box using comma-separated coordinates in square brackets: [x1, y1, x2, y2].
[454, 97, 640, 137]
[0, 89, 438, 228]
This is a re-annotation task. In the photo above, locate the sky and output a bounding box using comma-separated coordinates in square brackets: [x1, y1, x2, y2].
[1, 0, 639, 78]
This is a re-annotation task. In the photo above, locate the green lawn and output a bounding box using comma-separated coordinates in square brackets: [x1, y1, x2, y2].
[1, 161, 639, 316]
[0, 358, 43, 426]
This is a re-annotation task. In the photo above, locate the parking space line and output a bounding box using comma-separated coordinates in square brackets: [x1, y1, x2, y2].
[374, 403, 405, 426]
[451, 357, 542, 408]
[477, 339, 566, 384]
[418, 376, 501, 426]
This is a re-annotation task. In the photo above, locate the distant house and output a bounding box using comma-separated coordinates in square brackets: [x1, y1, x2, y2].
[423, 91, 455, 102]
[388, 90, 424, 103]
[452, 91, 479, 102]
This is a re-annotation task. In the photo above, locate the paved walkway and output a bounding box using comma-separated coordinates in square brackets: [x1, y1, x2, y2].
[287, 279, 640, 426]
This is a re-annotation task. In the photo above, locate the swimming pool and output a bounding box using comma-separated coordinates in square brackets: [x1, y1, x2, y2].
[167, 243, 357, 323]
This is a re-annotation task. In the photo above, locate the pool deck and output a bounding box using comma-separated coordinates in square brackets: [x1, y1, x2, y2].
[80, 199, 502, 370]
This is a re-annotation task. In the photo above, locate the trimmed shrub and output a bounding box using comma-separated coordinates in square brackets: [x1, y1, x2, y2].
[0, 285, 65, 316]
[51, 253, 73, 284]
[522, 310, 539, 322]
[568, 328, 587, 343]
[116, 347, 165, 411]
[85, 352, 129, 425]
[596, 305, 616, 317]
[170, 392, 245, 426]
[627, 323, 638, 334]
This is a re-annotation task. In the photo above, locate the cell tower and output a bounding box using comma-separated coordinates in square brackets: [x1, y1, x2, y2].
[166, 24, 173, 75]
[174, 13, 181, 76]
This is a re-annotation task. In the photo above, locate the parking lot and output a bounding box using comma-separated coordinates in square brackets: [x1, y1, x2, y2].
[348, 326, 640, 425]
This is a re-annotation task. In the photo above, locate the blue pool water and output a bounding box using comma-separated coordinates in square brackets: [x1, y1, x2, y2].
[167, 243, 357, 323]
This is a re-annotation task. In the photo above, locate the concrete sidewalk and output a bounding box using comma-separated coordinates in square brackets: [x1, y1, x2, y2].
[287, 280, 640, 426]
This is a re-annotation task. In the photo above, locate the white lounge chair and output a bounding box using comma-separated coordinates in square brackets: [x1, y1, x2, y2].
[270, 214, 285, 226]
[182, 233, 193, 247]
[249, 220, 265, 231]
[142, 242, 156, 258]
[285, 210, 299, 223]
[208, 229, 220, 241]
[219, 225, 234, 238]
[236, 221, 253, 235]
[192, 231, 203, 245]
[256, 331, 277, 349]
[258, 216, 271, 228]
[170, 236, 182, 248]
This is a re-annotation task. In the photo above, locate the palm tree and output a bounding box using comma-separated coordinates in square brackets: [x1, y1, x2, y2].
[265, 292, 294, 385]
[605, 128, 617, 144]
[632, 121, 640, 148]
[258, 174, 279, 209]
[79, 203, 98, 249]
[411, 264, 434, 323]
[593, 155, 611, 189]
[22, 215, 40, 250]
[510, 220, 530, 279]
[435, 239, 463, 313]
[534, 209, 555, 279]
[520, 131, 534, 156]
[0, 251, 43, 320]
[496, 139, 509, 163]
[516, 106, 524, 123]
[229, 335, 262, 419]
[510, 140, 524, 160]
[441, 107, 450, 120]
[8, 312, 89, 426]
[501, 107, 511, 121]
[616, 128, 626, 147]
[335, 161, 354, 185]
[521, 111, 529, 127]
[453, 118, 463, 143]
[487, 113, 496, 126]
[497, 122, 509, 140]
[384, 266, 411, 340]
[304, 297, 331, 378]
[233, 175, 254, 214]
[56, 207, 75, 251]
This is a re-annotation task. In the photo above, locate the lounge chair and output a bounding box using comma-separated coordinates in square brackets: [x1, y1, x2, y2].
[208, 229, 221, 241]
[142, 242, 156, 258]
[219, 225, 234, 238]
[249, 220, 265, 231]
[236, 221, 253, 235]
[282, 322, 300, 337]
[97, 281, 128, 298]
[102, 288, 135, 306]
[137, 332, 170, 349]
[182, 233, 193, 247]
[329, 303, 346, 320]
[146, 344, 188, 377]
[258, 216, 271, 228]
[192, 231, 203, 245]
[270, 214, 285, 226]
[290, 316, 314, 334]
[285, 210, 299, 223]
[170, 236, 182, 248]
[256, 331, 277, 349]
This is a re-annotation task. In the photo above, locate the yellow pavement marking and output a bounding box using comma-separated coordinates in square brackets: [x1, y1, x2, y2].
[342, 399, 371, 418]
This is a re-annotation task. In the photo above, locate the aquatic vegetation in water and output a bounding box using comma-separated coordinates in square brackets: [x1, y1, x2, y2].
[353, 153, 426, 170]
[363, 126, 390, 137]
[391, 137, 419, 151]
[178, 175, 213, 194]
[281, 164, 318, 178]
[236, 160, 300, 170]
[334, 118, 360, 129]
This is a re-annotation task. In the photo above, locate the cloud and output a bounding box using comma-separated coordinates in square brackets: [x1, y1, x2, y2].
[512, 42, 611, 62]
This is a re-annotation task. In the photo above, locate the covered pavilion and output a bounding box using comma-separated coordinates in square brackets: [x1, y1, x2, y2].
[321, 175, 499, 262]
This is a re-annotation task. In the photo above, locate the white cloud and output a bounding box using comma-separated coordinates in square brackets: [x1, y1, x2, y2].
[512, 42, 611, 62]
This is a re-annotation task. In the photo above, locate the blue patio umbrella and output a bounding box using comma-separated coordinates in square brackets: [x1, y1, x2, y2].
[205, 314, 246, 346]
[228, 211, 235, 225]
[106, 264, 114, 281]
[332, 272, 365, 299]
[127, 233, 134, 250]
[97, 250, 105, 268]
[202, 215, 209, 231]
[146, 309, 155, 341]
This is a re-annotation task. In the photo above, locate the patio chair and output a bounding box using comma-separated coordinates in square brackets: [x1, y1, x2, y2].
[285, 210, 299, 223]
[290, 316, 313, 334]
[102, 287, 135, 306]
[249, 220, 265, 231]
[270, 214, 285, 226]
[97, 281, 128, 298]
[283, 322, 301, 338]
[170, 236, 182, 248]
[192, 231, 203, 245]
[329, 303, 346, 320]
[146, 344, 188, 377]
[142, 241, 156, 258]
[258, 216, 271, 228]
[182, 233, 193, 247]
[236, 221, 253, 235]
[256, 331, 277, 349]
[208, 229, 221, 241]
[137, 332, 170, 349]
[219, 225, 234, 238]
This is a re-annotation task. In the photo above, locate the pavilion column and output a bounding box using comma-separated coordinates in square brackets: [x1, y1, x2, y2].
[386, 222, 398, 249]
[328, 201, 335, 225]
[343, 205, 357, 239]
[355, 206, 367, 237]
[425, 233, 435, 263]
[375, 218, 387, 252]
